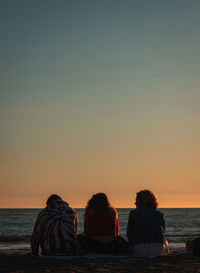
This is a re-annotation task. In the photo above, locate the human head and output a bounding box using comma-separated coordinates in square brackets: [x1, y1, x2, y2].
[135, 190, 158, 209]
[46, 194, 62, 208]
[85, 192, 113, 215]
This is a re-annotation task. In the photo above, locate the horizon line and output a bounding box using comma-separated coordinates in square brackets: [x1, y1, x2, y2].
[1, 207, 200, 209]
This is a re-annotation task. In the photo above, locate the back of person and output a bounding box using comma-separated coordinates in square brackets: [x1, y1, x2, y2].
[84, 213, 118, 238]
[78, 193, 128, 255]
[127, 190, 169, 257]
[127, 208, 165, 244]
[31, 195, 78, 256]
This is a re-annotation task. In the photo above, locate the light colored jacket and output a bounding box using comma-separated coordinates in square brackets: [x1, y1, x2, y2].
[31, 202, 78, 255]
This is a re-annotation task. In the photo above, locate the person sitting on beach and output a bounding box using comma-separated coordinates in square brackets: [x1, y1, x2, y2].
[127, 189, 169, 257]
[78, 192, 129, 255]
[31, 194, 78, 256]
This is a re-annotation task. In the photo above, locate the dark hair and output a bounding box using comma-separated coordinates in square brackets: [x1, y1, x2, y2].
[135, 190, 158, 209]
[46, 194, 62, 207]
[84, 193, 116, 216]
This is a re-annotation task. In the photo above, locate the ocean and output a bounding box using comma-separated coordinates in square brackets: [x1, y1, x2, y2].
[0, 208, 200, 254]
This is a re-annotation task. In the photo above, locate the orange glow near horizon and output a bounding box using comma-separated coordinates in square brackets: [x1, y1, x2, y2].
[1, 193, 200, 209]
[1, 1, 200, 211]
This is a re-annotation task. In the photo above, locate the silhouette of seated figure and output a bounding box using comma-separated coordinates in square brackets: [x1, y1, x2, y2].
[78, 193, 129, 255]
[127, 190, 169, 257]
[31, 194, 78, 256]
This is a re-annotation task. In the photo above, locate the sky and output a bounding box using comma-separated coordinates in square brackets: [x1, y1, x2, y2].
[1, 0, 200, 208]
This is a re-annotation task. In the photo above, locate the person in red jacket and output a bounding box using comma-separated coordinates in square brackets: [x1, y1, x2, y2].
[78, 193, 128, 255]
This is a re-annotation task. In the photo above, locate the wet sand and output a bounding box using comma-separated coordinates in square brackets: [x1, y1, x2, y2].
[1, 254, 200, 273]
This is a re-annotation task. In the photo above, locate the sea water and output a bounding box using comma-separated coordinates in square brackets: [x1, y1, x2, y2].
[0, 208, 200, 254]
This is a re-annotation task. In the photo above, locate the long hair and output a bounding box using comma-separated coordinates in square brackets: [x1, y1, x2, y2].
[84, 193, 116, 216]
[135, 190, 158, 209]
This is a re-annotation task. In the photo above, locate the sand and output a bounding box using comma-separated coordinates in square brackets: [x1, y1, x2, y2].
[0, 254, 200, 273]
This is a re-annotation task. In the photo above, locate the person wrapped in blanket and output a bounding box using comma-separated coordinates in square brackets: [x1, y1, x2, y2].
[31, 194, 78, 256]
[127, 190, 169, 257]
[78, 193, 129, 255]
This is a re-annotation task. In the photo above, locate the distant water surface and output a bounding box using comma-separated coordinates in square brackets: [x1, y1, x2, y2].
[0, 208, 200, 253]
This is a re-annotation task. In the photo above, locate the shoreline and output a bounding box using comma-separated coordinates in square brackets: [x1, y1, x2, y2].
[0, 242, 186, 252]
[0, 253, 200, 273]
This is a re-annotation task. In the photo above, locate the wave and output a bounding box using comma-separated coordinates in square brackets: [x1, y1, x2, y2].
[0, 235, 31, 242]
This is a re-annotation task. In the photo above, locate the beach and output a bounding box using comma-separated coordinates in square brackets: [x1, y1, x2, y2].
[1, 254, 200, 273]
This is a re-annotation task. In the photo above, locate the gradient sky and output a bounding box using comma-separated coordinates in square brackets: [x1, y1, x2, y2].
[1, 0, 200, 208]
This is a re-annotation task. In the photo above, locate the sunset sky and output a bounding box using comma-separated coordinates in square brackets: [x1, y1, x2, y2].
[1, 0, 200, 208]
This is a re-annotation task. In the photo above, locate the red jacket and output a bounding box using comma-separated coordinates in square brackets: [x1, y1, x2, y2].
[84, 213, 118, 237]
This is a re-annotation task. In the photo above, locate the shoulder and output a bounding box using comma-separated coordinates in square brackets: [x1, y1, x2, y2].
[154, 209, 164, 217]
[109, 207, 117, 217]
[33, 208, 49, 228]
[62, 205, 77, 215]
[130, 208, 138, 214]
[84, 209, 95, 217]
[148, 209, 165, 221]
[66, 205, 76, 212]
[49, 203, 77, 217]
[69, 207, 78, 217]
[129, 209, 137, 217]
[157, 210, 165, 221]
[36, 208, 47, 219]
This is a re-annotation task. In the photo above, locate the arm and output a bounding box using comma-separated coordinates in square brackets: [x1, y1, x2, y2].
[127, 210, 134, 243]
[31, 218, 41, 256]
[116, 219, 119, 235]
[161, 212, 166, 233]
[115, 211, 119, 235]
[83, 214, 89, 236]
[74, 211, 78, 236]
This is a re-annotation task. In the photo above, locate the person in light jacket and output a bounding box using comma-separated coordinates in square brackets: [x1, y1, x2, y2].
[31, 194, 78, 256]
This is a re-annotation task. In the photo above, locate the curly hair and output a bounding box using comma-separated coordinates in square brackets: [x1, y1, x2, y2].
[84, 193, 116, 216]
[135, 190, 158, 209]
